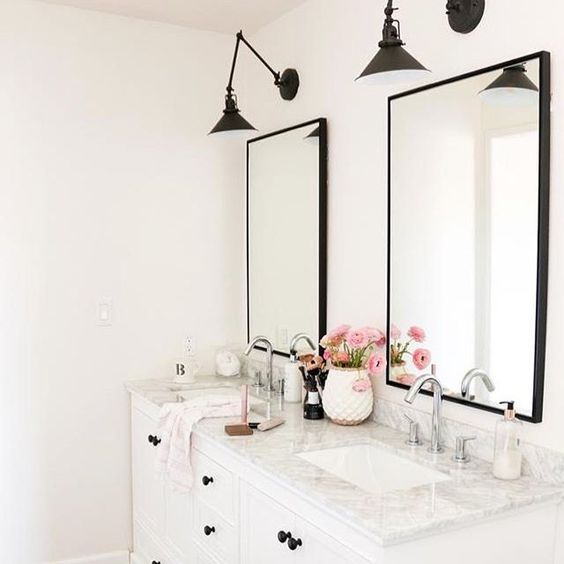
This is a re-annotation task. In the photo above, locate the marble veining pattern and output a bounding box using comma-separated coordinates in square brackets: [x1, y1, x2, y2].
[127, 378, 563, 546]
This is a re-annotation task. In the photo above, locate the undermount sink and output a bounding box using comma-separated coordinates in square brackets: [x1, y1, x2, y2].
[297, 444, 450, 495]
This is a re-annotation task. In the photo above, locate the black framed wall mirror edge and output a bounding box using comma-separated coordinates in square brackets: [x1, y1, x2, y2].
[386, 52, 550, 423]
[246, 118, 328, 358]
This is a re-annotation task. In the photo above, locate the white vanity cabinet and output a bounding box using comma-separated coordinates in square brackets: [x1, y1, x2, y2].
[130, 394, 561, 564]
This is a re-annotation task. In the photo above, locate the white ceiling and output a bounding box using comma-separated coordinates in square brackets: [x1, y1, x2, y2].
[35, 0, 309, 34]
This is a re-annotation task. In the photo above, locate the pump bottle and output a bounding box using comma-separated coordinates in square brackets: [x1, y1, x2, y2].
[493, 401, 523, 480]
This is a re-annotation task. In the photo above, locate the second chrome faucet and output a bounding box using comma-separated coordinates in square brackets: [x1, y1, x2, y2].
[404, 364, 444, 454]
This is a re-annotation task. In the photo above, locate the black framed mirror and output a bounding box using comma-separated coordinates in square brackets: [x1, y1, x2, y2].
[387, 52, 550, 422]
[247, 118, 328, 357]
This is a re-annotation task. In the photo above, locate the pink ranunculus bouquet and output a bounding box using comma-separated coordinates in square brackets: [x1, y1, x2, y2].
[390, 325, 431, 372]
[320, 325, 387, 375]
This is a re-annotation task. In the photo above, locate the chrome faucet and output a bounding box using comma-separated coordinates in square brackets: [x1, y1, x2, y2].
[244, 336, 275, 392]
[404, 365, 444, 454]
[289, 333, 316, 362]
[461, 368, 495, 399]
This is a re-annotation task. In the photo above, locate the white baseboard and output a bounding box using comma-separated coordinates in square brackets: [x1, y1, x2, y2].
[48, 550, 130, 564]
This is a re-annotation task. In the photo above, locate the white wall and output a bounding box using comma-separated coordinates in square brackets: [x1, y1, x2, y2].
[244, 0, 564, 453]
[0, 1, 244, 561]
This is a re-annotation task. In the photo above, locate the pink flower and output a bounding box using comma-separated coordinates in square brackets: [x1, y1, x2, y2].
[328, 324, 351, 340]
[323, 324, 351, 347]
[408, 326, 426, 343]
[323, 349, 332, 361]
[336, 351, 350, 364]
[346, 328, 369, 349]
[352, 379, 372, 393]
[367, 352, 386, 375]
[391, 324, 401, 340]
[363, 327, 386, 348]
[413, 348, 431, 371]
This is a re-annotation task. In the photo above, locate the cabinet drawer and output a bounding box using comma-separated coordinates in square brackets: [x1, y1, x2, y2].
[194, 499, 238, 564]
[193, 448, 235, 522]
[134, 519, 170, 564]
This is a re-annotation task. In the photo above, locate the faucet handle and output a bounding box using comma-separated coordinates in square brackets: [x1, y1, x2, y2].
[453, 435, 476, 463]
[404, 414, 422, 447]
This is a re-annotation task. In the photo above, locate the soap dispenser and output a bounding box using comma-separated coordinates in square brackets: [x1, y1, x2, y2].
[493, 401, 523, 481]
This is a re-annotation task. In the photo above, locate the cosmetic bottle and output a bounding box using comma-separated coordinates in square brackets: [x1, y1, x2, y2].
[284, 355, 304, 403]
[493, 401, 523, 480]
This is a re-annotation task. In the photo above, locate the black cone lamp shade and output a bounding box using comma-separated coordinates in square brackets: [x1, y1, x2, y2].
[479, 65, 539, 107]
[209, 31, 299, 136]
[356, 1, 430, 86]
[209, 94, 256, 136]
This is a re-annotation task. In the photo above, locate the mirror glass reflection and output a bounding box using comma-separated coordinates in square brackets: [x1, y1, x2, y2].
[389, 56, 547, 419]
[247, 120, 326, 355]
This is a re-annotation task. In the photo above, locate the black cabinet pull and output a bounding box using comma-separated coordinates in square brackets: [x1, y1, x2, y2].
[204, 525, 216, 536]
[287, 537, 303, 551]
[277, 530, 291, 543]
[151, 561, 161, 564]
[147, 435, 161, 446]
[202, 475, 214, 486]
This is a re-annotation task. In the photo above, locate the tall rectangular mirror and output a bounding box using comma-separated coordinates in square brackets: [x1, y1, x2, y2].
[247, 119, 327, 356]
[388, 52, 550, 422]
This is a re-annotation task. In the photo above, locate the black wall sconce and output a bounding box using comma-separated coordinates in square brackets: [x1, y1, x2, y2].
[209, 31, 299, 136]
[357, 0, 485, 85]
[356, 0, 430, 85]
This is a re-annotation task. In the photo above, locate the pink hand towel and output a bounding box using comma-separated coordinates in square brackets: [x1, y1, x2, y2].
[156, 395, 240, 493]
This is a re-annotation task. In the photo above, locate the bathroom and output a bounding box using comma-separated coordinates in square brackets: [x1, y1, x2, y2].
[2, 0, 563, 562]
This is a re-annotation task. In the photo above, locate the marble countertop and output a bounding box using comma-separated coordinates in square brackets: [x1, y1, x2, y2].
[126, 377, 563, 547]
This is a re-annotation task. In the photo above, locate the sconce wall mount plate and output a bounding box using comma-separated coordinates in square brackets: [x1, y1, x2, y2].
[447, 0, 485, 34]
[279, 68, 300, 100]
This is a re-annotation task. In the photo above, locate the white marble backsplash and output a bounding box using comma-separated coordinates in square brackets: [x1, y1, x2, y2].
[246, 355, 564, 485]
[373, 397, 564, 485]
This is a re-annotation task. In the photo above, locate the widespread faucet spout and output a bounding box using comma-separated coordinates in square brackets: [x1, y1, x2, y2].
[244, 336, 275, 392]
[404, 366, 444, 454]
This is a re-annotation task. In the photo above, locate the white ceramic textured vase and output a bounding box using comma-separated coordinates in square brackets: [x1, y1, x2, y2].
[322, 367, 374, 426]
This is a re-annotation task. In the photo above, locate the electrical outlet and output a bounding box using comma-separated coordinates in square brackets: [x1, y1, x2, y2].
[185, 335, 196, 357]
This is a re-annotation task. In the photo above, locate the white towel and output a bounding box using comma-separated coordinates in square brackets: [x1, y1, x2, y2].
[156, 395, 240, 493]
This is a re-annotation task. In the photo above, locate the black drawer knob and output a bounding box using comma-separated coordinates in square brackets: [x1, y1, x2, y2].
[151, 561, 161, 564]
[277, 530, 291, 543]
[288, 537, 303, 551]
[147, 435, 161, 446]
[202, 475, 214, 486]
[204, 525, 216, 536]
